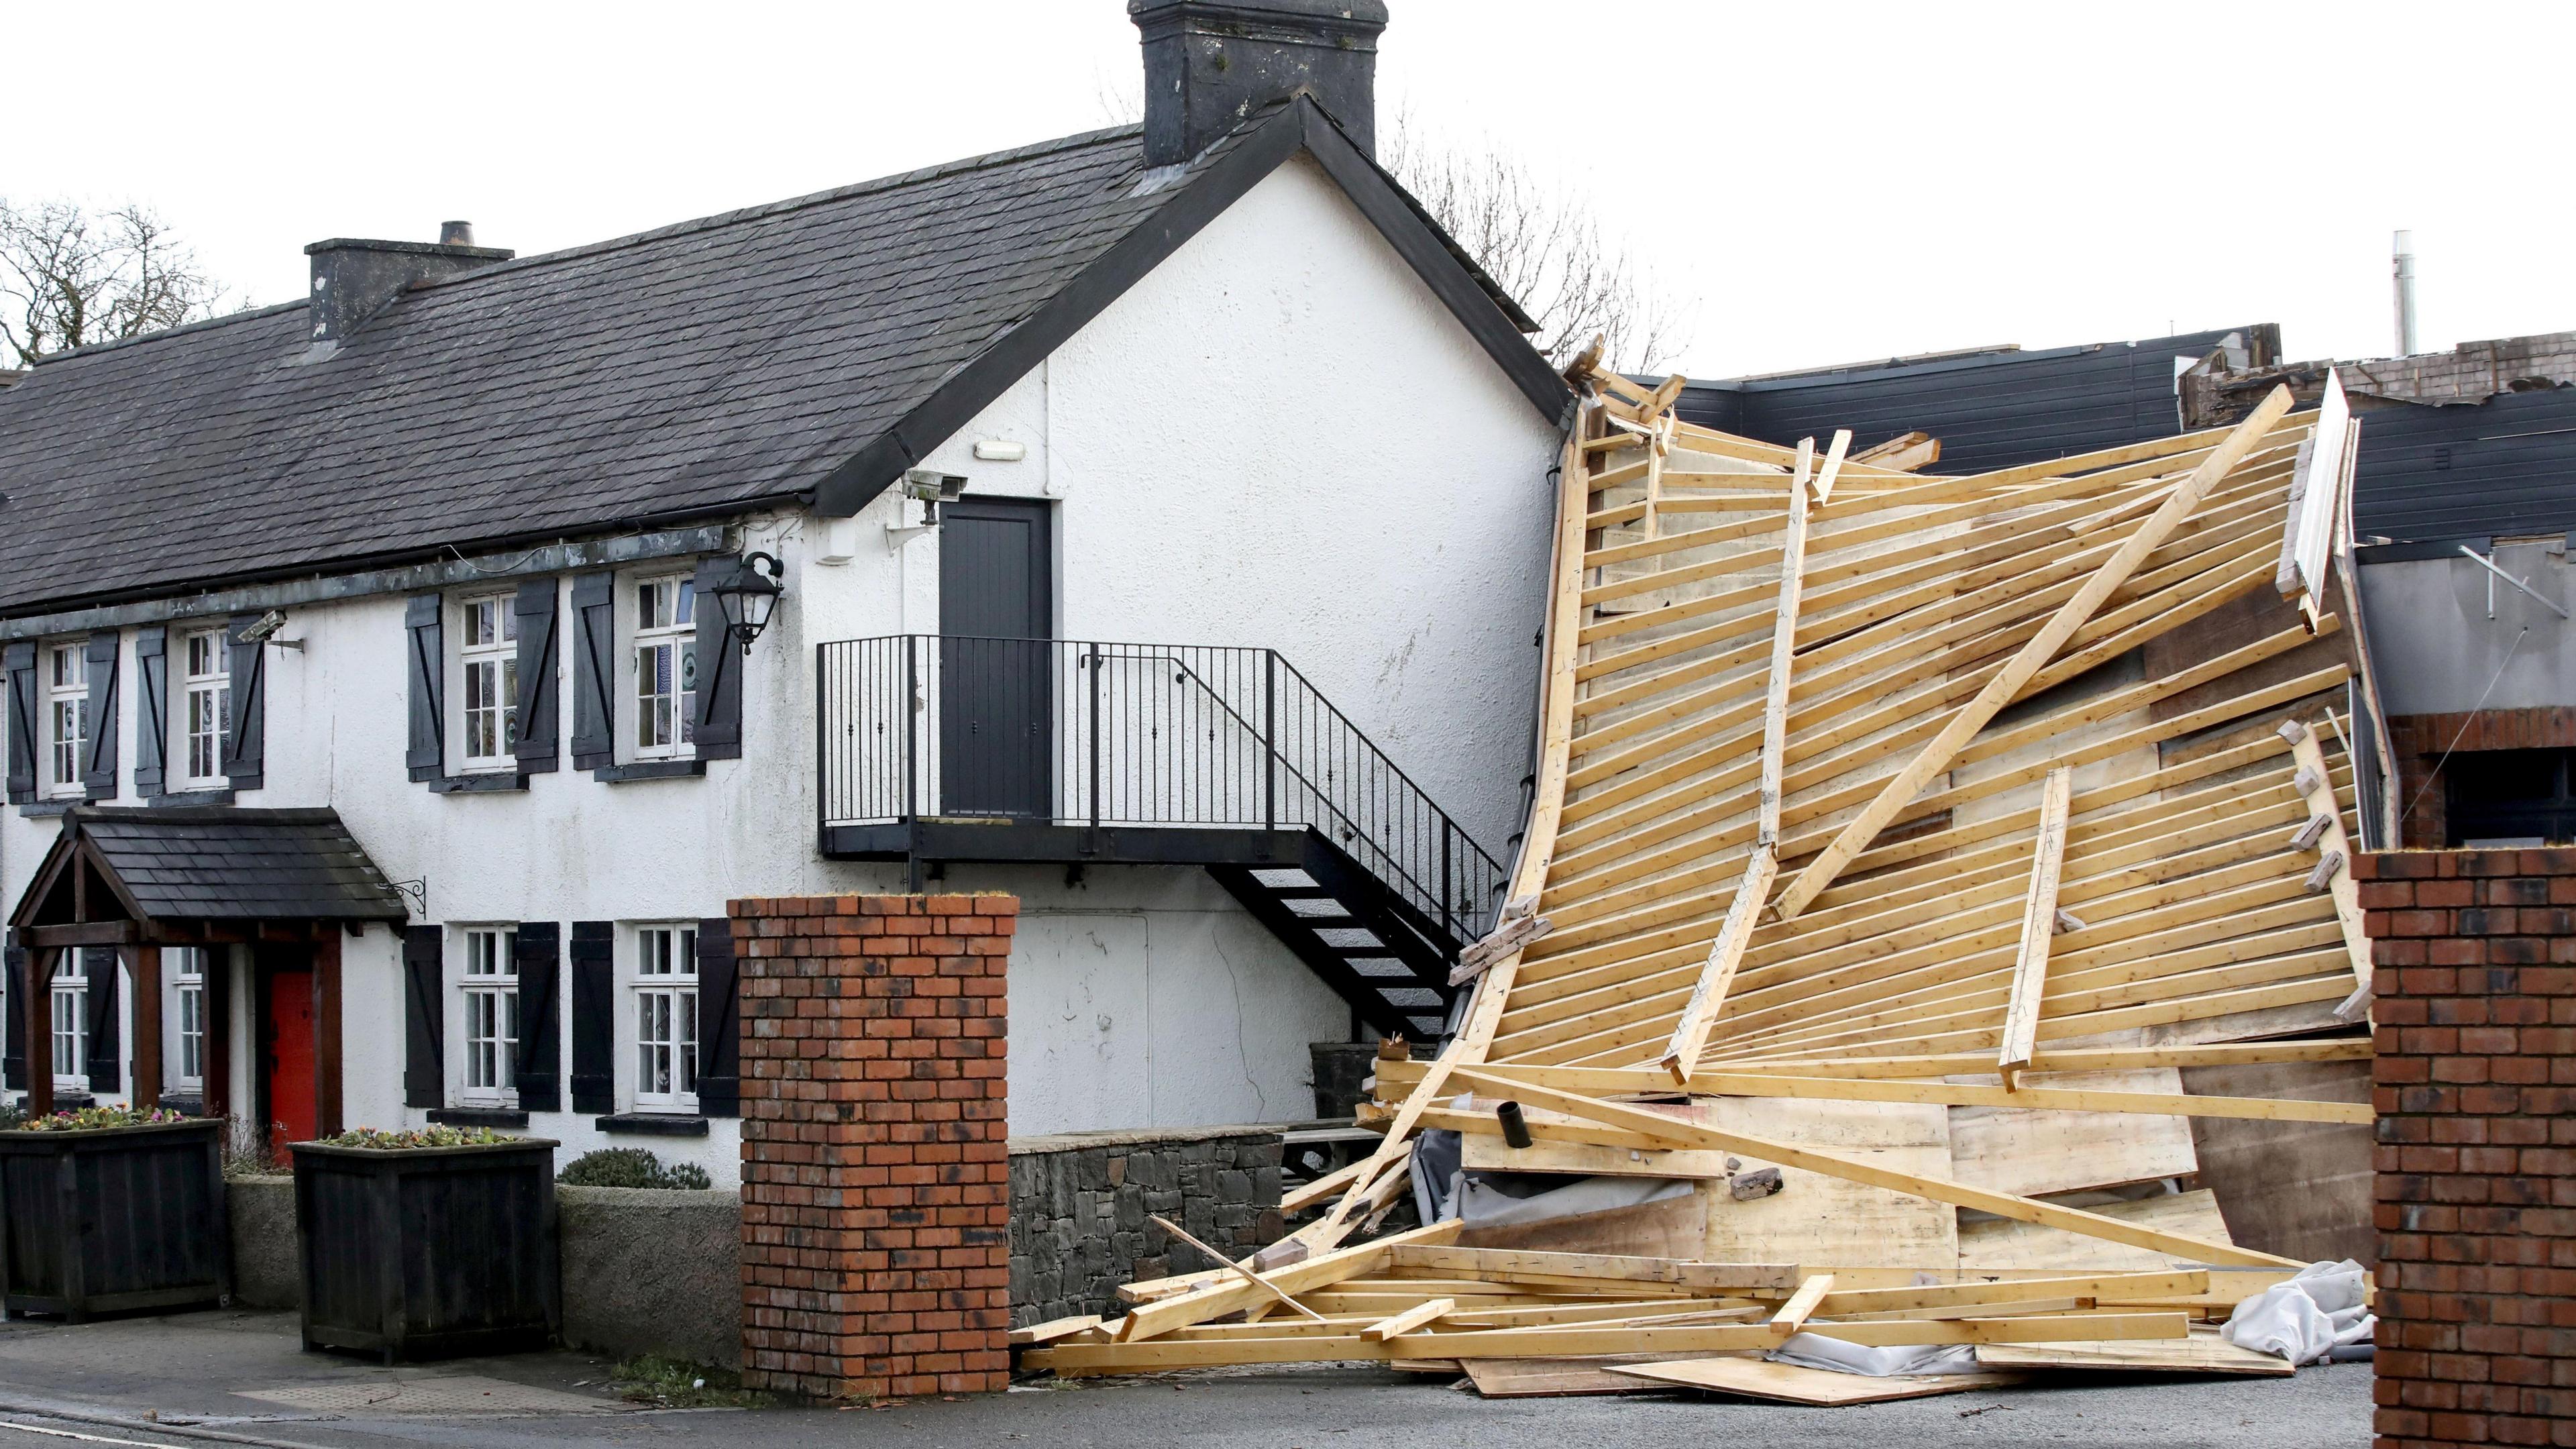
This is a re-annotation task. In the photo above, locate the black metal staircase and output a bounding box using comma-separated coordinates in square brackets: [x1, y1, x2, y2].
[815, 635, 1505, 1037]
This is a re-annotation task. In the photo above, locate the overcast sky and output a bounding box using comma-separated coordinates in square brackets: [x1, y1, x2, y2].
[11, 1, 2569, 379]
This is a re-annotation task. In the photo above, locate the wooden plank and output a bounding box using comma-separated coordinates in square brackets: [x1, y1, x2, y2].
[1607, 1358, 2026, 1404]
[2282, 718, 2373, 1001]
[1769, 1273, 1835, 1338]
[1360, 1297, 1454, 1342]
[1453, 1067, 2300, 1268]
[1008, 1315, 1102, 1346]
[1946, 1071, 2201, 1197]
[1385, 1245, 1798, 1292]
[1998, 767, 2074, 1089]
[1115, 1220, 1459, 1342]
[1148, 1214, 1326, 1324]
[1767, 384, 2300, 922]
[1813, 1269, 2206, 1316]
[1955, 1189, 2237, 1272]
[1807, 428, 1854, 505]
[1974, 1334, 2295, 1375]
[1462, 1357, 1693, 1397]
[1280, 1157, 1369, 1215]
[1659, 847, 1778, 1085]
[1381, 1312, 2191, 1360]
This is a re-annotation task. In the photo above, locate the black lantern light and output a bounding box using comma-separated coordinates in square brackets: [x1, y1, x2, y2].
[707, 551, 785, 655]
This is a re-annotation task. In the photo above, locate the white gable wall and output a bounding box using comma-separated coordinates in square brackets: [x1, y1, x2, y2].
[0, 149, 1558, 1166]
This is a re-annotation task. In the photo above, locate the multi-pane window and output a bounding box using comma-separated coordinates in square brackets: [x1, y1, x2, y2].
[634, 926, 698, 1112]
[170, 947, 207, 1090]
[50, 955, 86, 1091]
[460, 596, 519, 769]
[181, 629, 231, 786]
[634, 578, 696, 759]
[46, 643, 85, 796]
[461, 927, 519, 1102]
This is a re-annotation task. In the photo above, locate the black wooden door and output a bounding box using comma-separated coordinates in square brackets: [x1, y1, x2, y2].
[939, 498, 1054, 818]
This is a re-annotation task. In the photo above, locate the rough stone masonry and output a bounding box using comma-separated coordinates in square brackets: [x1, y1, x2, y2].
[733, 893, 1016, 1399]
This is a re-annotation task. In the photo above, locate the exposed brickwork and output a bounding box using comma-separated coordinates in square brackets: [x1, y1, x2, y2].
[2359, 850, 2576, 1449]
[733, 894, 1016, 1401]
[2385, 710, 2576, 850]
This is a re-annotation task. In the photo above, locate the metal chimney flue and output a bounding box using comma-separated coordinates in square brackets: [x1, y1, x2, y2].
[2393, 229, 2419, 358]
[438, 220, 476, 247]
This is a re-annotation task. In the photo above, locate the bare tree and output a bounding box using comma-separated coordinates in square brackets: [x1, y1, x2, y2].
[1381, 117, 1693, 375]
[0, 199, 224, 366]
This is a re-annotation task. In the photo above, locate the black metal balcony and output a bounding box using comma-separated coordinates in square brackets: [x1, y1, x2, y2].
[815, 635, 1509, 1034]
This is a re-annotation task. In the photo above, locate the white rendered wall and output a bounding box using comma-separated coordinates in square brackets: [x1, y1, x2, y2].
[0, 149, 1558, 1164]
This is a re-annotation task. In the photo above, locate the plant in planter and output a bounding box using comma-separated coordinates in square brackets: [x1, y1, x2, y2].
[558, 1148, 711, 1190]
[291, 1126, 559, 1363]
[0, 1104, 230, 1322]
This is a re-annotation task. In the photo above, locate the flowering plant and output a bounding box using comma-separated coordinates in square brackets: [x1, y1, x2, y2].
[8, 1105, 193, 1132]
[320, 1125, 516, 1150]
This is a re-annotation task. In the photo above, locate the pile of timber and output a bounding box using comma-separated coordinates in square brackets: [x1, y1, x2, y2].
[1012, 359, 2381, 1401]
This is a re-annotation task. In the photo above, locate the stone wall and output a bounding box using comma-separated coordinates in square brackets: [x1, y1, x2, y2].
[2359, 849, 2576, 1449]
[735, 893, 1015, 1401]
[1007, 1126, 1285, 1327]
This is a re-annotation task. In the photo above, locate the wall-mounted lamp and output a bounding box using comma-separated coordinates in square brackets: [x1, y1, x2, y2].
[235, 608, 305, 651]
[706, 551, 785, 655]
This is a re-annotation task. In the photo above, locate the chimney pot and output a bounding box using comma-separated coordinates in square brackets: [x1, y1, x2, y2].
[1128, 0, 1389, 168]
[439, 220, 476, 247]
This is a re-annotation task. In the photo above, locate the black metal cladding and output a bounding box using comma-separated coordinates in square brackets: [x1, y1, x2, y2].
[816, 635, 1508, 943]
[1678, 329, 2249, 477]
[2347, 388, 2576, 545]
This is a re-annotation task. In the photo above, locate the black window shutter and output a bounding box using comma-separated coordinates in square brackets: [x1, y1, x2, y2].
[405, 595, 445, 784]
[81, 632, 119, 801]
[513, 579, 561, 775]
[568, 573, 616, 770]
[568, 922, 614, 1114]
[2, 945, 25, 1091]
[133, 627, 167, 799]
[512, 923, 561, 1112]
[402, 926, 444, 1109]
[690, 559, 742, 761]
[694, 918, 738, 1118]
[85, 947, 120, 1095]
[223, 614, 266, 790]
[3, 642, 34, 804]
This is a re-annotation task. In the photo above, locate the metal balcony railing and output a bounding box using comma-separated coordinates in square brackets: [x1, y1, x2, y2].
[816, 635, 1507, 944]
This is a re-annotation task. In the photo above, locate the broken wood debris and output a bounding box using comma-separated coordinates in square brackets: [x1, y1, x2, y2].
[1016, 364, 2373, 1407]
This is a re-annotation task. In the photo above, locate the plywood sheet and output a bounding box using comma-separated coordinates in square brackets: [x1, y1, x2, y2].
[2180, 1060, 2373, 1266]
[1462, 1356, 1703, 1398]
[1456, 1191, 1707, 1259]
[1957, 1188, 2235, 1271]
[1672, 1098, 1959, 1269]
[1945, 1069, 2198, 1197]
[1460, 1134, 1730, 1179]
[1607, 1357, 2025, 1404]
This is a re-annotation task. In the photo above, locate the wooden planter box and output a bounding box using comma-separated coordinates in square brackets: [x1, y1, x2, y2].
[291, 1138, 559, 1362]
[0, 1117, 231, 1321]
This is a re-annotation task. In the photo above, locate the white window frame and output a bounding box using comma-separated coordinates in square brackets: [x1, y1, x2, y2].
[49, 955, 86, 1093]
[631, 924, 699, 1114]
[180, 629, 231, 788]
[45, 643, 86, 799]
[631, 576, 696, 761]
[458, 926, 519, 1106]
[169, 947, 207, 1093]
[458, 596, 519, 772]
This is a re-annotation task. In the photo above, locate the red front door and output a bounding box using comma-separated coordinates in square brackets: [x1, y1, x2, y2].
[264, 966, 317, 1158]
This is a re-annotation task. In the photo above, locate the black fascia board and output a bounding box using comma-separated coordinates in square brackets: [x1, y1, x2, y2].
[812, 98, 1567, 519]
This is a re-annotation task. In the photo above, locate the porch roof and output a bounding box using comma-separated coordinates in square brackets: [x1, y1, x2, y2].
[8, 807, 409, 930]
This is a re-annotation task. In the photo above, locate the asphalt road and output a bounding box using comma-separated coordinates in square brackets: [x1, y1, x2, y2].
[0, 1309, 2373, 1449]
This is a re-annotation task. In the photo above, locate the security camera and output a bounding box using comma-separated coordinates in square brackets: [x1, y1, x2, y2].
[235, 609, 303, 651]
[900, 470, 968, 504]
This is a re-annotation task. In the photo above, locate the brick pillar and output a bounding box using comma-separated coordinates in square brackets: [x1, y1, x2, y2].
[734, 894, 1016, 1400]
[2359, 849, 2576, 1449]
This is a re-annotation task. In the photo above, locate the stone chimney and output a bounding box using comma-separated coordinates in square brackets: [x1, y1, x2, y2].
[1128, 0, 1388, 168]
[304, 227, 513, 344]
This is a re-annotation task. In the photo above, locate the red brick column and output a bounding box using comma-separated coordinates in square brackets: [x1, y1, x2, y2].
[2359, 849, 2576, 1449]
[733, 893, 1016, 1400]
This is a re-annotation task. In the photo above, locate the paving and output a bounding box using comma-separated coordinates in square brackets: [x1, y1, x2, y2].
[0, 1308, 2371, 1449]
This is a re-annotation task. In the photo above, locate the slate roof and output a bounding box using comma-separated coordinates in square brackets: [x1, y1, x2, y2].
[0, 103, 1553, 619]
[62, 808, 408, 922]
